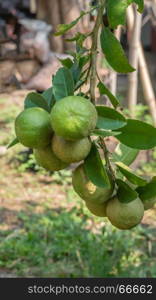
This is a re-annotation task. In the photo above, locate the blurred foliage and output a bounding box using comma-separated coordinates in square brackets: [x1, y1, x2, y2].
[124, 104, 152, 124]
[0, 202, 156, 277]
[137, 149, 156, 177]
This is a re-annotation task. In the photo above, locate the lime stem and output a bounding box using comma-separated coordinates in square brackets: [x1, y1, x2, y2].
[100, 137, 116, 182]
[90, 0, 105, 104]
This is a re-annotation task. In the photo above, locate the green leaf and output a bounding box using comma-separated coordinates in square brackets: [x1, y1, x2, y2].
[84, 143, 111, 188]
[107, 0, 144, 29]
[98, 82, 120, 108]
[65, 32, 86, 43]
[107, 0, 129, 29]
[62, 53, 89, 88]
[24, 92, 50, 112]
[100, 27, 135, 73]
[70, 62, 81, 85]
[42, 87, 55, 110]
[91, 129, 121, 137]
[76, 34, 87, 49]
[59, 58, 73, 69]
[96, 106, 127, 130]
[79, 54, 90, 69]
[52, 67, 74, 100]
[55, 11, 86, 36]
[115, 119, 156, 150]
[116, 179, 138, 203]
[7, 137, 19, 149]
[115, 161, 147, 186]
[112, 143, 139, 165]
[136, 177, 156, 201]
[134, 0, 144, 12]
[128, 0, 144, 13]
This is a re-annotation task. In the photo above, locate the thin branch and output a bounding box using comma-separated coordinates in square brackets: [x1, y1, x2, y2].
[89, 0, 115, 181]
[99, 137, 116, 181]
[90, 0, 105, 104]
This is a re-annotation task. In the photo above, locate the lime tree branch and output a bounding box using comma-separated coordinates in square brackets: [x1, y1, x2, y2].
[89, 0, 116, 181]
[100, 137, 116, 182]
[90, 0, 105, 104]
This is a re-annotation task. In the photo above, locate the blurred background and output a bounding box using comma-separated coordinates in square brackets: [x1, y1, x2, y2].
[0, 0, 156, 278]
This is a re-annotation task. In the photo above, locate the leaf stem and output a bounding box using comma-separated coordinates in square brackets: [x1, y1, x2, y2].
[99, 137, 116, 181]
[90, 0, 105, 104]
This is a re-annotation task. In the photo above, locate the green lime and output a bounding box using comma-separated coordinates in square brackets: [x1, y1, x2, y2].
[34, 145, 68, 171]
[52, 135, 91, 163]
[15, 107, 53, 149]
[106, 197, 144, 230]
[50, 96, 97, 140]
[86, 201, 107, 217]
[72, 164, 114, 204]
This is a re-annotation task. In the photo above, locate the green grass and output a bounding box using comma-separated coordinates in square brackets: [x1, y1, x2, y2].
[0, 200, 156, 278]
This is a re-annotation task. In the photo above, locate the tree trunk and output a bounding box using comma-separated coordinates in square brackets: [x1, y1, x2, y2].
[37, 0, 47, 20]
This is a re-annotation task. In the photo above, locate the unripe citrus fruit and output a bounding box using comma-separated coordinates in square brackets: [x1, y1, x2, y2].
[72, 164, 114, 204]
[50, 96, 97, 140]
[15, 107, 53, 149]
[143, 197, 156, 210]
[86, 201, 107, 217]
[52, 135, 91, 163]
[106, 197, 144, 230]
[34, 145, 68, 171]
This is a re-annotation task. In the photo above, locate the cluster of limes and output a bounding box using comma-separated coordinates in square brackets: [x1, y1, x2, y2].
[72, 164, 144, 230]
[15, 95, 146, 230]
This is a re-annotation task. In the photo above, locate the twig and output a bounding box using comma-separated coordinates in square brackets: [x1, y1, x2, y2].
[90, 0, 115, 180]
[90, 0, 105, 104]
[89, 0, 115, 181]
[99, 137, 116, 182]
